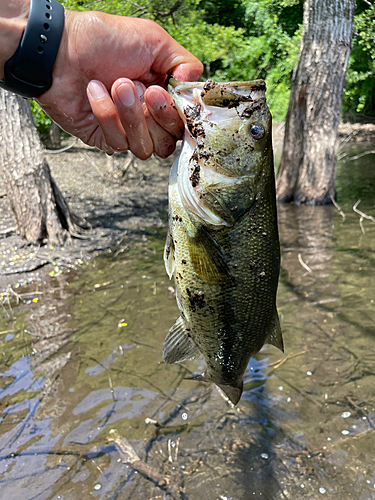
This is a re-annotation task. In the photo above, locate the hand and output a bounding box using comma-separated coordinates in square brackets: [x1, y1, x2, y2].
[37, 11, 203, 158]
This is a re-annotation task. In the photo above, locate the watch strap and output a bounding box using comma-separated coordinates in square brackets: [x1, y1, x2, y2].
[0, 0, 64, 98]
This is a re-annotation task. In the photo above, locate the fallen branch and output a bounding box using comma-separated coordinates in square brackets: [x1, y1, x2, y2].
[109, 431, 168, 487]
[330, 196, 346, 220]
[345, 396, 375, 430]
[298, 253, 313, 273]
[338, 132, 353, 148]
[0, 226, 16, 236]
[79, 151, 107, 179]
[353, 199, 375, 235]
[120, 155, 135, 178]
[331, 426, 375, 447]
[45, 138, 78, 154]
[343, 148, 375, 163]
[268, 350, 306, 373]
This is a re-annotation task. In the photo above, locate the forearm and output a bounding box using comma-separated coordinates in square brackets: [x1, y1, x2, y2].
[0, 0, 29, 80]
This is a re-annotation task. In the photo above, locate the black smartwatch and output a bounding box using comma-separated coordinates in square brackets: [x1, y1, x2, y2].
[0, 0, 64, 98]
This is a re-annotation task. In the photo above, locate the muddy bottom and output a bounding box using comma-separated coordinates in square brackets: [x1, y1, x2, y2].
[0, 141, 375, 499]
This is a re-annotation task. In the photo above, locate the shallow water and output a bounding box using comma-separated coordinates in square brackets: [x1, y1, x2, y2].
[1, 144, 375, 499]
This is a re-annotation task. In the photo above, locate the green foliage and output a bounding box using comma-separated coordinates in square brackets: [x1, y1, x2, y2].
[30, 100, 52, 137]
[343, 1, 375, 119]
[197, 0, 247, 29]
[164, 0, 302, 120]
[31, 0, 375, 132]
[58, 0, 302, 120]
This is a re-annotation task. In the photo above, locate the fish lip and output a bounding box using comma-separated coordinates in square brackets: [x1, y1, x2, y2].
[168, 78, 267, 107]
[168, 77, 266, 92]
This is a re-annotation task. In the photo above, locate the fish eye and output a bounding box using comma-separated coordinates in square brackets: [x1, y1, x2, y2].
[249, 123, 265, 140]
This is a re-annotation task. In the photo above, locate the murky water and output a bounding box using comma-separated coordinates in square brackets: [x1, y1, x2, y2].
[1, 144, 375, 500]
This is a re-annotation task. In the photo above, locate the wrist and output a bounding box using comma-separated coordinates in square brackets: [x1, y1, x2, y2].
[0, 0, 29, 80]
[0, 0, 30, 19]
[0, 17, 28, 80]
[0, 0, 65, 97]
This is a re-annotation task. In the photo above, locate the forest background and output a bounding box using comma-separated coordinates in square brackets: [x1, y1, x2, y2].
[32, 0, 375, 136]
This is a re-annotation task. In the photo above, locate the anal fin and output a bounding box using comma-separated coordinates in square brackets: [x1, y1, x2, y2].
[163, 316, 201, 363]
[266, 309, 284, 352]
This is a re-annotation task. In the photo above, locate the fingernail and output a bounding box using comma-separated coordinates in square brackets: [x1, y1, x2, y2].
[117, 83, 136, 107]
[148, 88, 167, 110]
[88, 80, 106, 100]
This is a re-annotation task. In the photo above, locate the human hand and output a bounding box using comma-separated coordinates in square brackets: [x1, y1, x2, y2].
[37, 10, 203, 158]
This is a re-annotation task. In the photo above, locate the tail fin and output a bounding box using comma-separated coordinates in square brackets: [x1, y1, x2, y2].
[216, 382, 243, 406]
[185, 372, 243, 406]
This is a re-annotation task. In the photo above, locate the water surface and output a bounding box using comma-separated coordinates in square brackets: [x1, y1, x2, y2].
[0, 144, 375, 499]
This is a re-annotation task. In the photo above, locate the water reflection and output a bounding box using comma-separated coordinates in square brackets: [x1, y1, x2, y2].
[0, 144, 375, 499]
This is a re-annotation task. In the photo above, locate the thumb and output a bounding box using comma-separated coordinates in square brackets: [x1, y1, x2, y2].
[150, 27, 203, 82]
[171, 62, 203, 82]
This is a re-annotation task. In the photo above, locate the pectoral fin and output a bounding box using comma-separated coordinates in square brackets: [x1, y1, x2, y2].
[163, 316, 201, 363]
[266, 310, 284, 352]
[164, 228, 175, 279]
[187, 226, 231, 284]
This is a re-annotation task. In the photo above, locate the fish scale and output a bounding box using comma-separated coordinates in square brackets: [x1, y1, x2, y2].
[163, 78, 283, 405]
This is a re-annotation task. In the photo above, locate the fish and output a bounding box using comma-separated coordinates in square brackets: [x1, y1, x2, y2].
[163, 78, 283, 405]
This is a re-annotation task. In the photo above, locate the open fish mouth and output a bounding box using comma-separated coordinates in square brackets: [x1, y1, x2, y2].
[168, 77, 267, 132]
[167, 77, 266, 98]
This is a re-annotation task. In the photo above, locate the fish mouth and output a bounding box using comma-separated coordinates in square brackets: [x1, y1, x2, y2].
[168, 77, 266, 105]
[168, 78, 267, 125]
[167, 77, 266, 93]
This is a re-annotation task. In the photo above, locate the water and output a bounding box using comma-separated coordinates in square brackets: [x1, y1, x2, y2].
[1, 145, 375, 499]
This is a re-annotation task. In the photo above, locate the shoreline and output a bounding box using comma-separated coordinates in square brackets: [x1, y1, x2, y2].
[1, 122, 375, 292]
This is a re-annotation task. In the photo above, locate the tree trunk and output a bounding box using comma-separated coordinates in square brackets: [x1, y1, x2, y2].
[276, 0, 356, 205]
[49, 121, 62, 149]
[0, 89, 89, 246]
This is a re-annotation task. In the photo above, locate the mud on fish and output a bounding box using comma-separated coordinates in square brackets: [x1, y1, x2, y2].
[163, 78, 283, 405]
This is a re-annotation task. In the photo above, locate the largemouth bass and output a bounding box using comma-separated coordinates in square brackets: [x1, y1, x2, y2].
[164, 78, 283, 405]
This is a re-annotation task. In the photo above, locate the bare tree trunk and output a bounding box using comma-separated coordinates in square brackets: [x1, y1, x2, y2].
[49, 121, 62, 149]
[276, 0, 356, 205]
[0, 89, 89, 246]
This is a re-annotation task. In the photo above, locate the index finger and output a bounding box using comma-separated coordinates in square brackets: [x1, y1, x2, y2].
[145, 86, 184, 139]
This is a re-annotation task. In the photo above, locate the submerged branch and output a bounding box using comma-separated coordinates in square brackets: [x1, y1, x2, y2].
[343, 149, 375, 163]
[109, 430, 168, 487]
[353, 199, 375, 234]
[268, 351, 306, 374]
[330, 196, 346, 220]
